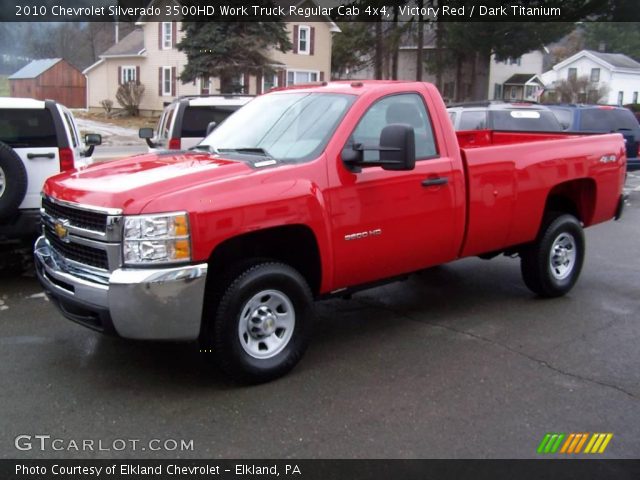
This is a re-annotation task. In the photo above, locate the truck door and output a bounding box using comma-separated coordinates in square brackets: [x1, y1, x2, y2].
[329, 93, 460, 289]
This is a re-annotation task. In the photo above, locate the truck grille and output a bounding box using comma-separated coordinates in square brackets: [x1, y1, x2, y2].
[42, 197, 108, 233]
[44, 227, 109, 270]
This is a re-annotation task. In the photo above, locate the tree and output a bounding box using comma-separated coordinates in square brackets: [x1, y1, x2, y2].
[554, 75, 608, 103]
[116, 81, 145, 116]
[177, 21, 291, 93]
[582, 22, 640, 60]
[331, 23, 375, 78]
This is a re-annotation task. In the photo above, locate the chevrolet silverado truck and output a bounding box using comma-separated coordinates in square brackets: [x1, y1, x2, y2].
[34, 81, 626, 383]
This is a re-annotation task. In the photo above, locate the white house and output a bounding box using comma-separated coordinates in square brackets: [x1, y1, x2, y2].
[540, 49, 640, 105]
[487, 50, 546, 101]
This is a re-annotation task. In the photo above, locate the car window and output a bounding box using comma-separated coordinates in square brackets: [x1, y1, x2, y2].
[580, 109, 640, 136]
[0, 108, 57, 148]
[180, 105, 241, 137]
[158, 105, 176, 139]
[459, 111, 487, 130]
[550, 108, 573, 130]
[492, 110, 562, 132]
[351, 93, 437, 161]
[448, 111, 457, 124]
[62, 111, 79, 148]
[200, 93, 355, 163]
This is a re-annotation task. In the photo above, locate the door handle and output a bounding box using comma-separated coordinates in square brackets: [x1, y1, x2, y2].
[421, 177, 448, 187]
[27, 153, 55, 159]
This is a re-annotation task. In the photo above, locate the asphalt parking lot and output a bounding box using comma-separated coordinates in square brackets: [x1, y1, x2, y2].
[1, 174, 639, 460]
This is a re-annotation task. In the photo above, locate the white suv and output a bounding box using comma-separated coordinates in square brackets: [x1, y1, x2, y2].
[139, 95, 254, 151]
[0, 98, 101, 241]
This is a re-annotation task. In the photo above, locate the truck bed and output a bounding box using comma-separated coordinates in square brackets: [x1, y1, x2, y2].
[457, 131, 626, 258]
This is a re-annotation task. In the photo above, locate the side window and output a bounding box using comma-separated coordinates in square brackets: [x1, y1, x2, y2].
[159, 106, 176, 139]
[350, 94, 437, 162]
[459, 111, 487, 130]
[0, 108, 57, 148]
[62, 111, 79, 148]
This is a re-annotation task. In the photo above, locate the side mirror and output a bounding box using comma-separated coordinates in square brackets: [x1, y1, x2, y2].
[139, 127, 156, 148]
[206, 121, 218, 136]
[342, 124, 416, 172]
[85, 133, 102, 146]
[378, 124, 416, 171]
[83, 133, 102, 157]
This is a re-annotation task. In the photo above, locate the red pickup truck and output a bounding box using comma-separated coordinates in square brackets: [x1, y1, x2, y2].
[34, 81, 626, 382]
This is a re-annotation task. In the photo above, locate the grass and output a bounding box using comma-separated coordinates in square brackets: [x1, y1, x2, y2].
[0, 76, 9, 96]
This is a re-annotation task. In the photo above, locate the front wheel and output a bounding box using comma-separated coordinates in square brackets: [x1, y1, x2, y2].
[520, 214, 585, 297]
[202, 262, 314, 383]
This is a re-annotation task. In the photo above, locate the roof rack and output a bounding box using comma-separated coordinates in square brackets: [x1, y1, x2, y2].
[268, 82, 328, 93]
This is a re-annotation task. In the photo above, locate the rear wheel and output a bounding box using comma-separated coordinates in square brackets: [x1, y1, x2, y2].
[520, 213, 585, 297]
[0, 142, 28, 219]
[201, 262, 314, 383]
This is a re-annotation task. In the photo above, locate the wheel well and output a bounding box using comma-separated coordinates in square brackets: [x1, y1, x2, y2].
[545, 179, 596, 225]
[207, 225, 322, 295]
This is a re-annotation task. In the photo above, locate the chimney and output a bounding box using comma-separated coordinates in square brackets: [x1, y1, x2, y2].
[115, 21, 119, 43]
[598, 41, 606, 52]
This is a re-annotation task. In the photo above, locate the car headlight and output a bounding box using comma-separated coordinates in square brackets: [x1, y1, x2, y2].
[123, 212, 191, 265]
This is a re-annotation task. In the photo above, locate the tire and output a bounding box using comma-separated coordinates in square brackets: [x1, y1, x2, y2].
[520, 213, 585, 297]
[201, 262, 314, 383]
[0, 141, 28, 219]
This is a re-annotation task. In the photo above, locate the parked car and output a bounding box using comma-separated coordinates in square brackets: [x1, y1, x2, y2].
[35, 81, 625, 383]
[139, 95, 254, 151]
[447, 101, 563, 132]
[0, 97, 101, 241]
[547, 104, 640, 171]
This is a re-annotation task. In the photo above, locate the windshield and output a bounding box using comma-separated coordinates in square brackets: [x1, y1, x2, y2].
[199, 92, 355, 162]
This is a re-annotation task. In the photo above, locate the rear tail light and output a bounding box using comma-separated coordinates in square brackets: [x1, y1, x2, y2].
[168, 138, 181, 150]
[59, 147, 74, 172]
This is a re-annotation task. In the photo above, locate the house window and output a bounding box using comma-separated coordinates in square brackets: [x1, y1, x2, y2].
[494, 83, 503, 100]
[162, 22, 173, 49]
[618, 91, 624, 105]
[162, 67, 172, 96]
[633, 92, 638, 104]
[509, 57, 521, 66]
[262, 73, 278, 92]
[525, 85, 536, 98]
[298, 25, 311, 55]
[200, 77, 211, 95]
[287, 70, 318, 86]
[121, 66, 136, 84]
[590, 68, 600, 83]
[568, 68, 577, 81]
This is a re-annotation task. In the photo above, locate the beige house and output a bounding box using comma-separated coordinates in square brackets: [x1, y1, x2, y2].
[83, 1, 338, 115]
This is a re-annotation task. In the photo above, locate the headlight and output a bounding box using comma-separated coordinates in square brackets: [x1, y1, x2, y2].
[123, 212, 191, 265]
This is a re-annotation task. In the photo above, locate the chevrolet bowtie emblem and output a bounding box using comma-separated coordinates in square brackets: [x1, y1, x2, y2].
[54, 220, 70, 242]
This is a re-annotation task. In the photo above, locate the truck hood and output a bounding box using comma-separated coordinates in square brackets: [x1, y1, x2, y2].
[43, 151, 252, 214]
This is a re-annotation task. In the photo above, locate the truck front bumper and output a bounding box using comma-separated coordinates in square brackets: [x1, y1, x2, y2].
[34, 236, 208, 341]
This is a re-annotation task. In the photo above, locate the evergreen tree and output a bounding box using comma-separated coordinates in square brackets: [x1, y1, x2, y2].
[177, 22, 291, 92]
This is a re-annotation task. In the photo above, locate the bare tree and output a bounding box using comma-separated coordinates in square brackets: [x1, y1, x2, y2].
[555, 75, 608, 103]
[116, 82, 145, 116]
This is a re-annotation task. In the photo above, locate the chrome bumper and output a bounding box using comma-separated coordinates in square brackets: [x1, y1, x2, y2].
[34, 236, 208, 341]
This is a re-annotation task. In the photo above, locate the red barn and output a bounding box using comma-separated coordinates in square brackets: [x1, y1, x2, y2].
[9, 58, 86, 108]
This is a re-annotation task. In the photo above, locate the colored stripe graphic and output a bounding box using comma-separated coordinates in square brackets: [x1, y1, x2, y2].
[539, 433, 613, 454]
[537, 433, 565, 454]
[585, 433, 614, 454]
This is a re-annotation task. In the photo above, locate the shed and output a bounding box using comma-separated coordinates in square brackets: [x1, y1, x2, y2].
[9, 58, 86, 108]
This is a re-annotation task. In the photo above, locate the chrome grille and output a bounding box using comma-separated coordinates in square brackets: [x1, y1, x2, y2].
[44, 226, 109, 270]
[42, 196, 108, 233]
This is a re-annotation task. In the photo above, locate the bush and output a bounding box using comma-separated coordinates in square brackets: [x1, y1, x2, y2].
[115, 81, 145, 116]
[100, 99, 113, 117]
